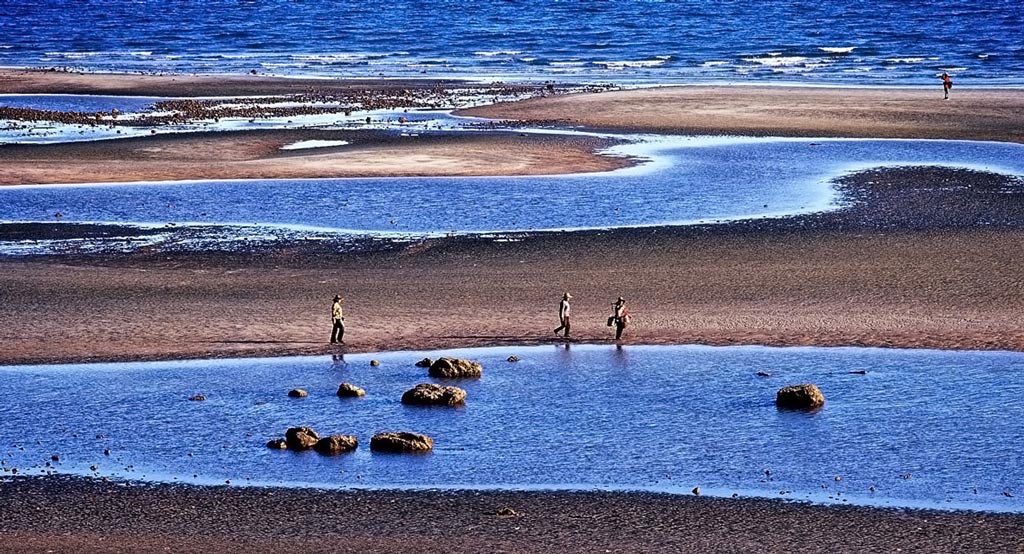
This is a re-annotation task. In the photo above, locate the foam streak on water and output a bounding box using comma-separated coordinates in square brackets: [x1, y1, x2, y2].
[0, 345, 1021, 512]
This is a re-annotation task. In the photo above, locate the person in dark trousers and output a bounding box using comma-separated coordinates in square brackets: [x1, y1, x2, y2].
[941, 72, 952, 100]
[554, 292, 572, 338]
[608, 296, 630, 340]
[330, 294, 345, 344]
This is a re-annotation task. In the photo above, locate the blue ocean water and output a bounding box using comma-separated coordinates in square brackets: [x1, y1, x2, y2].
[0, 0, 1022, 85]
[0, 345, 1021, 512]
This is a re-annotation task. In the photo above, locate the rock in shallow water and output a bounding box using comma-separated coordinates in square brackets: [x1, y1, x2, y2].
[336, 383, 365, 397]
[775, 384, 825, 409]
[415, 357, 433, 367]
[288, 389, 308, 398]
[401, 383, 466, 406]
[428, 357, 482, 378]
[285, 427, 320, 450]
[314, 435, 359, 455]
[266, 438, 288, 450]
[370, 432, 433, 453]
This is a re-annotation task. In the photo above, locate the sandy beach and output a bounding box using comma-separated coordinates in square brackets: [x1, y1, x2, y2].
[3, 71, 1024, 550]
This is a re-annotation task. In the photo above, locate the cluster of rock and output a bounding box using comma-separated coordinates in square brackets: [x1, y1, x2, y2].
[265, 426, 359, 456]
[267, 427, 432, 455]
[268, 357, 485, 457]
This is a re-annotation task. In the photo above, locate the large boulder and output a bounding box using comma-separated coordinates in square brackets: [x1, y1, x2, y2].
[428, 357, 482, 378]
[370, 432, 433, 453]
[401, 383, 466, 406]
[285, 426, 320, 450]
[776, 384, 825, 409]
[336, 383, 366, 397]
[314, 435, 359, 455]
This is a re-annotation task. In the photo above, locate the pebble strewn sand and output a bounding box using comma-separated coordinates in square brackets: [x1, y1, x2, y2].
[0, 476, 1020, 554]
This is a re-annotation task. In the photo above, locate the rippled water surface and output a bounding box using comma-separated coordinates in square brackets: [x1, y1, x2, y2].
[1, 345, 1022, 512]
[3, 137, 1024, 239]
[1, 0, 1022, 84]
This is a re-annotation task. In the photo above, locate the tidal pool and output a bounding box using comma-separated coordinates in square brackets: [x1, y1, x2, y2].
[0, 344, 1021, 512]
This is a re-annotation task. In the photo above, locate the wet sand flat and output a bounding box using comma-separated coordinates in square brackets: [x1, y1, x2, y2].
[461, 85, 1024, 143]
[0, 129, 628, 185]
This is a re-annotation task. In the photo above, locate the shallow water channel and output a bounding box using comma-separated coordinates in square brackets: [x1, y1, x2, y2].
[3, 137, 1024, 242]
[1, 345, 1021, 512]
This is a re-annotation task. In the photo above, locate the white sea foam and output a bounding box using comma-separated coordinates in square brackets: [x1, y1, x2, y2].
[701, 61, 729, 67]
[473, 51, 522, 57]
[280, 140, 350, 150]
[595, 60, 668, 69]
[742, 56, 808, 67]
[549, 61, 587, 67]
[885, 57, 926, 64]
[819, 47, 856, 54]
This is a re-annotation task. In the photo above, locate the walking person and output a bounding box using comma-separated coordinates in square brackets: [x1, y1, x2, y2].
[941, 72, 952, 100]
[330, 294, 345, 344]
[553, 292, 572, 338]
[607, 296, 630, 340]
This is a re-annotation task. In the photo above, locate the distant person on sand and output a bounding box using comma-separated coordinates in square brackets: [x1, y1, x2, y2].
[330, 294, 345, 344]
[554, 292, 572, 338]
[607, 296, 630, 340]
[941, 72, 952, 100]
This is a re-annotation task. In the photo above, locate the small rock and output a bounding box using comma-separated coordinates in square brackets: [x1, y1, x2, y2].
[314, 435, 359, 455]
[51, 455, 59, 462]
[692, 486, 701, 496]
[869, 486, 876, 492]
[414, 357, 433, 367]
[848, 370, 868, 375]
[775, 384, 825, 409]
[288, 389, 308, 398]
[370, 360, 381, 367]
[495, 507, 520, 517]
[756, 371, 771, 377]
[903, 474, 912, 479]
[835, 476, 842, 481]
[266, 438, 288, 449]
[370, 431, 433, 453]
[189, 394, 206, 401]
[336, 383, 366, 397]
[507, 356, 520, 362]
